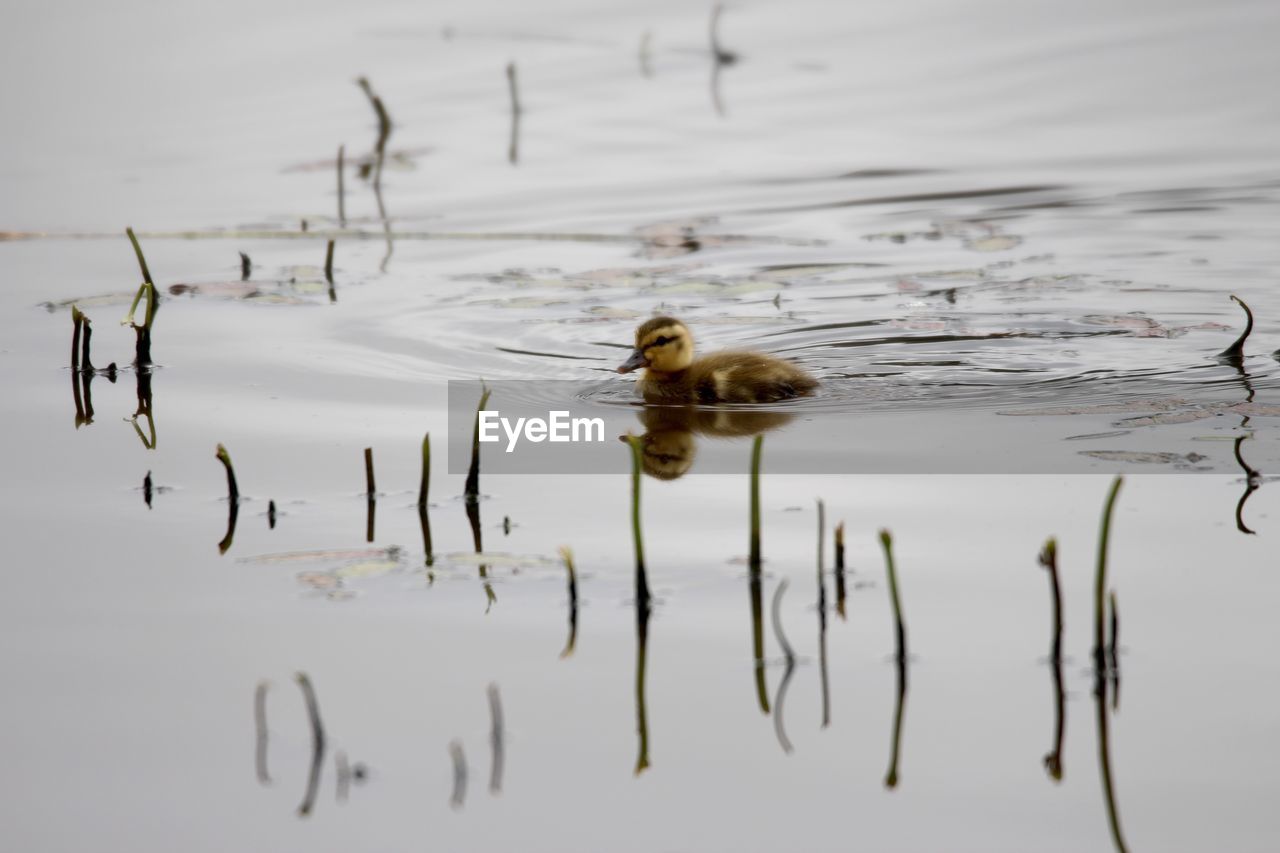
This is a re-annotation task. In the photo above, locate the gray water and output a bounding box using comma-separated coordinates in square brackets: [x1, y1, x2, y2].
[2, 0, 1279, 850]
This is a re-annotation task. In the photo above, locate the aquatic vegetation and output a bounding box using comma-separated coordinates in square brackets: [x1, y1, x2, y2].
[1219, 294, 1254, 361]
[465, 385, 493, 503]
[123, 228, 159, 368]
[879, 529, 907, 663]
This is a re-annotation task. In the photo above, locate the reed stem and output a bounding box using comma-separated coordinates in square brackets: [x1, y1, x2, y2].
[879, 529, 907, 662]
[1219, 294, 1254, 359]
[215, 443, 240, 504]
[465, 386, 492, 502]
[363, 447, 375, 496]
[1093, 477, 1123, 669]
[417, 432, 430, 508]
[626, 435, 650, 606]
[1038, 537, 1063, 664]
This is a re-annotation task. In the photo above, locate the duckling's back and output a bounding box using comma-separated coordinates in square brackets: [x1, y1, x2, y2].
[642, 351, 817, 403]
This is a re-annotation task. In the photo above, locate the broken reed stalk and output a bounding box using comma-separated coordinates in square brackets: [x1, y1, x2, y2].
[239, 251, 251, 281]
[324, 239, 335, 285]
[363, 447, 376, 496]
[70, 306, 84, 371]
[1219, 294, 1254, 359]
[417, 433, 431, 508]
[215, 443, 240, 504]
[1093, 477, 1124, 670]
[465, 386, 492, 502]
[125, 226, 154, 287]
[879, 529, 907, 663]
[77, 308, 95, 372]
[124, 227, 158, 367]
[559, 546, 578, 658]
[418, 432, 434, 567]
[1039, 538, 1063, 664]
[363, 447, 376, 542]
[748, 435, 763, 569]
[336, 144, 346, 227]
[834, 521, 847, 619]
[626, 435, 651, 607]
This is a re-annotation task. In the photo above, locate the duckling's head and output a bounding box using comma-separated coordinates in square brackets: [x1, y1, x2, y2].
[616, 316, 694, 374]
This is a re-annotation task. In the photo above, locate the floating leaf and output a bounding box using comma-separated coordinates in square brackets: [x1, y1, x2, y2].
[964, 235, 1023, 252]
[1080, 450, 1207, 464]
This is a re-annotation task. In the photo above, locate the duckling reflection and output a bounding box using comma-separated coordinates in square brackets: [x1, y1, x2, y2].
[625, 406, 795, 480]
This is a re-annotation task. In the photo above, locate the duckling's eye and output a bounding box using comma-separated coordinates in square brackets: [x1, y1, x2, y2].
[653, 336, 671, 347]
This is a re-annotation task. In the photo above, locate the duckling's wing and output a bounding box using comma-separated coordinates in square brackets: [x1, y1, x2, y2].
[692, 351, 818, 403]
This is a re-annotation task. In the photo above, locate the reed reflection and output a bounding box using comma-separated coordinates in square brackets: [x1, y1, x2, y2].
[631, 406, 793, 480]
[708, 3, 738, 118]
[418, 433, 435, 569]
[879, 531, 908, 788]
[747, 436, 769, 714]
[625, 436, 654, 775]
[488, 683, 505, 794]
[559, 546, 579, 658]
[69, 306, 117, 429]
[295, 672, 327, 818]
[363, 447, 376, 543]
[1233, 435, 1261, 535]
[1038, 539, 1065, 781]
[254, 680, 271, 785]
[130, 367, 156, 449]
[506, 63, 522, 165]
[816, 500, 830, 728]
[356, 77, 394, 271]
[1092, 477, 1130, 853]
[466, 389, 496, 608]
[216, 444, 241, 555]
[771, 579, 796, 754]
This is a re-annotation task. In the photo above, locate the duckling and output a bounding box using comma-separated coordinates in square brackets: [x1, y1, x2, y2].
[616, 316, 818, 403]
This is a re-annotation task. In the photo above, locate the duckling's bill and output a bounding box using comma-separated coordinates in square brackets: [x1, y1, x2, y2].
[617, 349, 648, 374]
